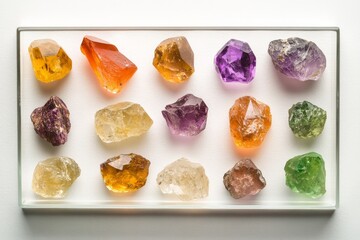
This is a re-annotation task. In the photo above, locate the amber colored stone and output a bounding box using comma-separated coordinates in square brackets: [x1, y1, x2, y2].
[153, 36, 194, 83]
[80, 36, 137, 94]
[229, 96, 272, 148]
[28, 39, 72, 83]
[100, 153, 150, 193]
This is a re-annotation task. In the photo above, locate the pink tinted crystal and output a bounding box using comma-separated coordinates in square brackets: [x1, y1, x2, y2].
[214, 39, 256, 83]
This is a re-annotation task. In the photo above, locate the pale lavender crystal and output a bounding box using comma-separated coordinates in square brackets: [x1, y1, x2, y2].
[30, 96, 71, 146]
[162, 94, 208, 136]
[268, 37, 326, 81]
[214, 39, 256, 83]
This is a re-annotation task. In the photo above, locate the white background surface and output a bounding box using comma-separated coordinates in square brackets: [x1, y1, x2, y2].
[0, 0, 358, 239]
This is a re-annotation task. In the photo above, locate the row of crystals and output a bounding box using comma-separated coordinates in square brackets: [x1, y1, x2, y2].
[28, 36, 327, 94]
[32, 152, 326, 200]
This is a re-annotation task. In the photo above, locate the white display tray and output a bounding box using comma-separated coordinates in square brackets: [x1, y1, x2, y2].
[17, 27, 339, 211]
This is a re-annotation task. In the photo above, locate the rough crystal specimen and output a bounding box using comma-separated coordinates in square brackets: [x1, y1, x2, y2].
[81, 36, 137, 93]
[156, 158, 209, 201]
[229, 96, 272, 148]
[288, 101, 327, 139]
[214, 39, 256, 83]
[30, 96, 71, 146]
[28, 39, 72, 83]
[284, 152, 326, 198]
[100, 153, 150, 193]
[268, 37, 326, 81]
[223, 159, 266, 199]
[162, 94, 208, 136]
[95, 102, 153, 143]
[153, 36, 194, 83]
[32, 156, 81, 198]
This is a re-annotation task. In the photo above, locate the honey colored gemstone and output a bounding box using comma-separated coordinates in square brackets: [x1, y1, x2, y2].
[229, 96, 272, 148]
[153, 36, 194, 83]
[95, 102, 153, 143]
[80, 36, 137, 94]
[100, 153, 151, 193]
[28, 39, 72, 83]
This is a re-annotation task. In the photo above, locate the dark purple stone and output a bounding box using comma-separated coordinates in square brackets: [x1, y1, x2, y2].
[30, 96, 71, 146]
[268, 37, 326, 81]
[214, 39, 256, 83]
[162, 94, 208, 136]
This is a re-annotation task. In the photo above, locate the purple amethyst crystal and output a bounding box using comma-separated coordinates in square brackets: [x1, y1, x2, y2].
[214, 39, 256, 83]
[30, 96, 71, 146]
[162, 94, 208, 136]
[268, 37, 326, 81]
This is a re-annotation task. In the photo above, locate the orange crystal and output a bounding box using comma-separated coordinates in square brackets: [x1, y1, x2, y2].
[80, 36, 137, 94]
[229, 96, 272, 148]
[100, 153, 150, 193]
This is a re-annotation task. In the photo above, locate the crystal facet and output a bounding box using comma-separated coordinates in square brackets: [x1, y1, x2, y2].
[81, 36, 137, 93]
[223, 159, 266, 199]
[214, 39, 256, 83]
[153, 36, 194, 83]
[32, 157, 81, 198]
[30, 96, 71, 146]
[100, 153, 150, 193]
[288, 101, 327, 139]
[268, 37, 326, 81]
[95, 102, 153, 143]
[284, 152, 326, 198]
[162, 94, 208, 136]
[28, 39, 72, 83]
[156, 158, 209, 201]
[229, 96, 272, 148]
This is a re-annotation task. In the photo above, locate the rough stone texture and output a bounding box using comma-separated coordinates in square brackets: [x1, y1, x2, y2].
[288, 101, 327, 139]
[162, 94, 208, 136]
[32, 156, 81, 198]
[100, 153, 150, 193]
[153, 36, 194, 83]
[28, 39, 72, 83]
[268, 37, 326, 81]
[81, 36, 137, 94]
[214, 39, 256, 83]
[95, 102, 153, 143]
[229, 96, 272, 148]
[284, 152, 326, 198]
[223, 159, 266, 199]
[156, 158, 209, 200]
[30, 96, 71, 146]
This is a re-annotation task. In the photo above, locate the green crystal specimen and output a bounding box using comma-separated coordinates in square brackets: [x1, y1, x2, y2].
[284, 152, 326, 198]
[288, 101, 327, 139]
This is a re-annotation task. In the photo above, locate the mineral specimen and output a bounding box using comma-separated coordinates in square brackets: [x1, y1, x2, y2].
[214, 39, 256, 83]
[288, 101, 327, 139]
[80, 36, 137, 93]
[162, 94, 208, 136]
[268, 37, 326, 81]
[156, 158, 209, 201]
[284, 152, 326, 198]
[100, 153, 150, 193]
[153, 36, 194, 83]
[30, 96, 71, 146]
[95, 102, 153, 143]
[28, 39, 72, 83]
[223, 159, 266, 199]
[32, 156, 81, 198]
[229, 96, 272, 148]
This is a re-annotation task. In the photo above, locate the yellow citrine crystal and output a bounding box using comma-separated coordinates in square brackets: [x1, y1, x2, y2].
[28, 39, 72, 83]
[100, 153, 151, 193]
[229, 96, 272, 148]
[153, 36, 194, 83]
